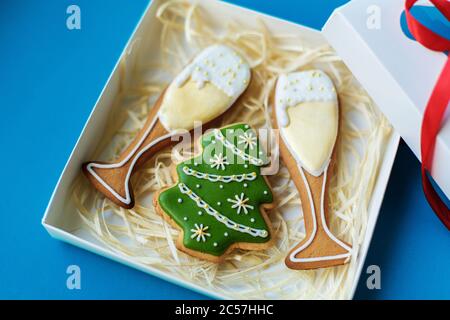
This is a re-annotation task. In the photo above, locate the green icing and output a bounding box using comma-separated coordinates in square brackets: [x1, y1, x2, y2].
[158, 123, 273, 256]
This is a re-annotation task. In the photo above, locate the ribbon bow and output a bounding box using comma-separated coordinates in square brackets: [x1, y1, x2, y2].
[405, 0, 450, 229]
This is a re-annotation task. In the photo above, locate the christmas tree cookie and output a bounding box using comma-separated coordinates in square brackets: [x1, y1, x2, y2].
[154, 123, 274, 262]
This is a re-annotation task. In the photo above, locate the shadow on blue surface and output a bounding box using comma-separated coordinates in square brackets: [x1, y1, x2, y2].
[355, 142, 450, 299]
[1, 0, 449, 300]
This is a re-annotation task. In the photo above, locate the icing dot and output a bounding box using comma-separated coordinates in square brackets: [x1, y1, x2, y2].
[178, 198, 183, 203]
[196, 184, 201, 188]
[250, 218, 255, 223]
[224, 232, 229, 237]
[244, 125, 249, 129]
[198, 211, 203, 216]
[217, 202, 221, 206]
[261, 230, 268, 237]
[183, 217, 188, 221]
[219, 184, 224, 189]
[244, 164, 248, 168]
[264, 190, 268, 195]
[243, 183, 248, 188]
[213, 242, 218, 247]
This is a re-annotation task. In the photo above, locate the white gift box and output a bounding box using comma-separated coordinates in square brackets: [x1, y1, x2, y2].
[323, 0, 450, 200]
[42, 0, 401, 299]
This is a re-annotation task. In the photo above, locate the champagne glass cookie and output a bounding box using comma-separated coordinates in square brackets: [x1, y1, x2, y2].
[83, 45, 251, 209]
[273, 70, 352, 270]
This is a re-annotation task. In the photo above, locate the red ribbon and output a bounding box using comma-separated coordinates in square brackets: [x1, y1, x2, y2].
[405, 0, 450, 229]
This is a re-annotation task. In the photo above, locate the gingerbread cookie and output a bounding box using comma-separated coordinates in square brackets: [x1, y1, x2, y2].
[273, 70, 352, 270]
[83, 45, 251, 209]
[154, 123, 274, 263]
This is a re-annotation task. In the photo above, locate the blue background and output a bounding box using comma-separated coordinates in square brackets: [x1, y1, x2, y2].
[0, 0, 449, 299]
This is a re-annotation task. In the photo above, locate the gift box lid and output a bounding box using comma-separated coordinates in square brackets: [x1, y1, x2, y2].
[322, 0, 450, 199]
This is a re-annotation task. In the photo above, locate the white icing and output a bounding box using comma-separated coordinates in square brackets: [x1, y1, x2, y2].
[275, 70, 338, 177]
[209, 153, 229, 170]
[190, 223, 211, 242]
[214, 129, 264, 166]
[227, 193, 254, 215]
[238, 131, 257, 150]
[86, 117, 174, 206]
[275, 70, 337, 127]
[287, 164, 352, 263]
[182, 166, 257, 183]
[174, 45, 250, 98]
[178, 183, 268, 238]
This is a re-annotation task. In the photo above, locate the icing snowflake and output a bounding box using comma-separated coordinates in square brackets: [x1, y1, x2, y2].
[210, 153, 229, 170]
[190, 223, 211, 242]
[238, 131, 257, 150]
[227, 193, 254, 214]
